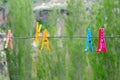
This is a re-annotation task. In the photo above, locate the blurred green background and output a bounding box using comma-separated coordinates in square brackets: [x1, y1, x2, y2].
[0, 0, 120, 80]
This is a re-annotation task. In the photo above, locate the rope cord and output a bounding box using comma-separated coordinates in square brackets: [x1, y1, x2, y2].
[2, 35, 120, 39]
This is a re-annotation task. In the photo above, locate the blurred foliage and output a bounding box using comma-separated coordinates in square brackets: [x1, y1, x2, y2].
[88, 0, 120, 80]
[2, 0, 120, 80]
[64, 0, 90, 80]
[33, 0, 50, 3]
[0, 0, 8, 5]
[36, 6, 65, 80]
[2, 0, 8, 4]
[6, 0, 33, 80]
[0, 74, 8, 80]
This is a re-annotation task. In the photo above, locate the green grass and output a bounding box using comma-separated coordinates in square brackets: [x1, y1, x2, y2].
[6, 0, 33, 80]
[88, 0, 120, 80]
[4, 0, 120, 80]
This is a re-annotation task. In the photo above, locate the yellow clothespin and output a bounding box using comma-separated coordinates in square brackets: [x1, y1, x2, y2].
[34, 22, 42, 44]
[40, 29, 50, 51]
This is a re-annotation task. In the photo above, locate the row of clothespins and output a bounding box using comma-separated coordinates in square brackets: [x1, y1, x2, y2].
[33, 22, 50, 51]
[84, 28, 107, 53]
[5, 22, 107, 53]
[5, 22, 50, 51]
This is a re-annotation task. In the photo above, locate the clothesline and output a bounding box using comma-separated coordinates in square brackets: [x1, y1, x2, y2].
[4, 28, 119, 52]
[1, 35, 120, 39]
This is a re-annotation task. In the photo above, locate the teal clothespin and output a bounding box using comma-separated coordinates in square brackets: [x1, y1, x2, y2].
[84, 28, 93, 52]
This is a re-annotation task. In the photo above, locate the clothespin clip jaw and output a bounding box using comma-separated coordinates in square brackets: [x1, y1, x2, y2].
[96, 28, 107, 53]
[5, 30, 13, 49]
[33, 22, 42, 45]
[84, 28, 93, 52]
[36, 22, 42, 33]
[40, 29, 50, 51]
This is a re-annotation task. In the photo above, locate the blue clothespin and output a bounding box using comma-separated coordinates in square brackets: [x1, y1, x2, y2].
[84, 28, 93, 52]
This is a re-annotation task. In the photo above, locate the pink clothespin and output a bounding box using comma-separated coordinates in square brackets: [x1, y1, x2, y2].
[96, 28, 107, 53]
[5, 30, 13, 49]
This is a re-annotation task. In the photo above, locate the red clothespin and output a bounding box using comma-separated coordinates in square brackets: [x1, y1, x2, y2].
[5, 30, 13, 49]
[96, 28, 107, 53]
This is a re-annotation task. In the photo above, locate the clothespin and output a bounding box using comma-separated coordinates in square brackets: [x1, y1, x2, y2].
[34, 22, 42, 44]
[5, 30, 13, 49]
[40, 29, 50, 51]
[96, 28, 107, 53]
[84, 28, 93, 52]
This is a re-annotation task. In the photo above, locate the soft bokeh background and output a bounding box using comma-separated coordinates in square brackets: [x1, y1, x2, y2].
[0, 0, 120, 80]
